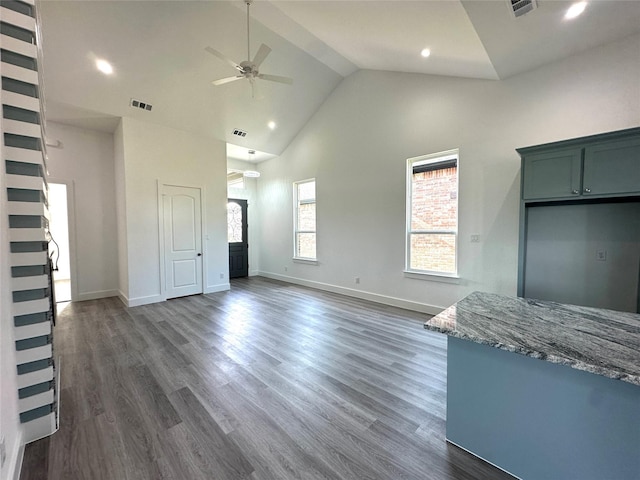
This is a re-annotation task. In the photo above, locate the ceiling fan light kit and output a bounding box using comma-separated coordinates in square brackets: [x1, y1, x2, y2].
[206, 0, 293, 92]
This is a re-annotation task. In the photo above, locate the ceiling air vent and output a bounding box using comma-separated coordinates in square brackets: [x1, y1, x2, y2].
[508, 0, 537, 18]
[130, 98, 153, 111]
[232, 129, 247, 137]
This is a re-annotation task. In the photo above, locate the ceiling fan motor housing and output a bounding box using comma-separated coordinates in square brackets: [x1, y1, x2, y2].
[240, 61, 258, 77]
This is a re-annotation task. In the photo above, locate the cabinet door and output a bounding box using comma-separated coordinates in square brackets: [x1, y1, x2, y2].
[522, 148, 582, 200]
[583, 137, 640, 196]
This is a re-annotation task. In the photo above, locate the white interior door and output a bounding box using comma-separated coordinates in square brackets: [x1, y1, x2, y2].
[162, 185, 203, 299]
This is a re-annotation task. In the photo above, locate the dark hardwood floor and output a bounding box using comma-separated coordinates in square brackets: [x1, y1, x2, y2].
[20, 277, 513, 480]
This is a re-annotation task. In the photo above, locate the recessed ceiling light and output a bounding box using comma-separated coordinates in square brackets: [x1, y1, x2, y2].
[565, 2, 587, 20]
[268, 121, 276, 130]
[420, 48, 431, 58]
[96, 59, 113, 75]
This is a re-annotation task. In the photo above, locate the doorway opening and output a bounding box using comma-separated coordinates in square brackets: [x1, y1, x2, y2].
[227, 199, 248, 278]
[48, 183, 72, 303]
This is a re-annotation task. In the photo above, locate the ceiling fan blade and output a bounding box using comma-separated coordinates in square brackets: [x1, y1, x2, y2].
[205, 46, 242, 71]
[212, 75, 244, 86]
[258, 73, 293, 85]
[252, 44, 272, 67]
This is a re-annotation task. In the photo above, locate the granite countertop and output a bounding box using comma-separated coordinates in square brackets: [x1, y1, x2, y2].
[424, 292, 640, 386]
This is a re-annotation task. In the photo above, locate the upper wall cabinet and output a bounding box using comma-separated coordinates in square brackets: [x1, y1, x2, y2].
[522, 148, 582, 200]
[519, 128, 640, 202]
[583, 138, 640, 196]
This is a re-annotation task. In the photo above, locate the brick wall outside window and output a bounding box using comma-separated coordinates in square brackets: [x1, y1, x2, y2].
[410, 166, 457, 272]
[295, 180, 316, 259]
[296, 203, 316, 258]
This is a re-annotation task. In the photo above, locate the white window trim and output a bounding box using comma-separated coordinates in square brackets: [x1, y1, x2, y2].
[405, 149, 459, 277]
[403, 270, 460, 283]
[293, 258, 319, 265]
[293, 178, 317, 261]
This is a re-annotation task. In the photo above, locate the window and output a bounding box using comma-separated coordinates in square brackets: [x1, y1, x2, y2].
[227, 171, 244, 190]
[294, 179, 316, 260]
[406, 150, 458, 276]
[227, 202, 243, 243]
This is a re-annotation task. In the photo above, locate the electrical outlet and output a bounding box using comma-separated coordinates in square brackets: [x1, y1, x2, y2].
[0, 435, 6, 468]
[355, 277, 360, 284]
[596, 249, 607, 261]
[470, 234, 480, 243]
[219, 273, 224, 279]
[284, 266, 288, 272]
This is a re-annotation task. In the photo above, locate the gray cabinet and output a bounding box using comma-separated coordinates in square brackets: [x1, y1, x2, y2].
[520, 130, 640, 201]
[517, 127, 640, 313]
[583, 137, 640, 196]
[522, 148, 582, 200]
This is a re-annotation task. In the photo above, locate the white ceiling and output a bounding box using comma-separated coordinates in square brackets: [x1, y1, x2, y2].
[39, 1, 343, 158]
[268, 0, 498, 79]
[227, 143, 277, 163]
[461, 0, 640, 79]
[39, 0, 640, 159]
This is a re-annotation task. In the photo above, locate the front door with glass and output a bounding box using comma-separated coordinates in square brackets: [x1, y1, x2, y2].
[227, 199, 248, 278]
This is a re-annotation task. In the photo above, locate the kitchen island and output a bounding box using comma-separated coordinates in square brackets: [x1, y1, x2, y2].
[425, 292, 640, 480]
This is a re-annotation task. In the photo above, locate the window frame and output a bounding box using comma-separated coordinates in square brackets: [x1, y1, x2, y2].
[293, 178, 317, 261]
[227, 170, 245, 190]
[405, 149, 459, 278]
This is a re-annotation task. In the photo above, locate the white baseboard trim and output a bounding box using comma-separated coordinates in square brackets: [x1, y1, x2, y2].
[116, 290, 128, 307]
[204, 283, 230, 294]
[118, 286, 230, 307]
[126, 294, 164, 308]
[9, 429, 24, 480]
[445, 438, 522, 480]
[76, 289, 119, 302]
[257, 271, 444, 315]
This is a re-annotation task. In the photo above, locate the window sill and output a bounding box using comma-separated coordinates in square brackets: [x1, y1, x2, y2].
[293, 258, 318, 265]
[403, 270, 460, 284]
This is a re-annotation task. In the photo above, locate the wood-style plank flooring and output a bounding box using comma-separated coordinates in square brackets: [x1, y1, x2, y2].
[21, 277, 513, 480]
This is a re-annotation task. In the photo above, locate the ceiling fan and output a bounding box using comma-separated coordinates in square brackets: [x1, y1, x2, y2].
[206, 0, 293, 93]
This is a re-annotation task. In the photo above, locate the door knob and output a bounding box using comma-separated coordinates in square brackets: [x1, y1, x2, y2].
[584, 188, 591, 194]
[571, 189, 579, 194]
[197, 253, 202, 256]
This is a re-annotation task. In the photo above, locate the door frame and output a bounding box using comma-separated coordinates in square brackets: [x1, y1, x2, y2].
[157, 181, 206, 301]
[47, 178, 78, 302]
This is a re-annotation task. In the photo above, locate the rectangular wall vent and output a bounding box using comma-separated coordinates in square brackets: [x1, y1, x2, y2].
[130, 98, 152, 111]
[508, 0, 537, 18]
[232, 129, 247, 137]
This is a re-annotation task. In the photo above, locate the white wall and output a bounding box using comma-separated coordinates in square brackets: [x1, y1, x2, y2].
[47, 184, 71, 280]
[228, 158, 260, 276]
[119, 117, 228, 306]
[257, 33, 640, 312]
[114, 121, 129, 300]
[45, 122, 119, 301]
[0, 138, 22, 480]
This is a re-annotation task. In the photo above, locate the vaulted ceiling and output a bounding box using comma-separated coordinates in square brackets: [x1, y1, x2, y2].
[39, 1, 640, 161]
